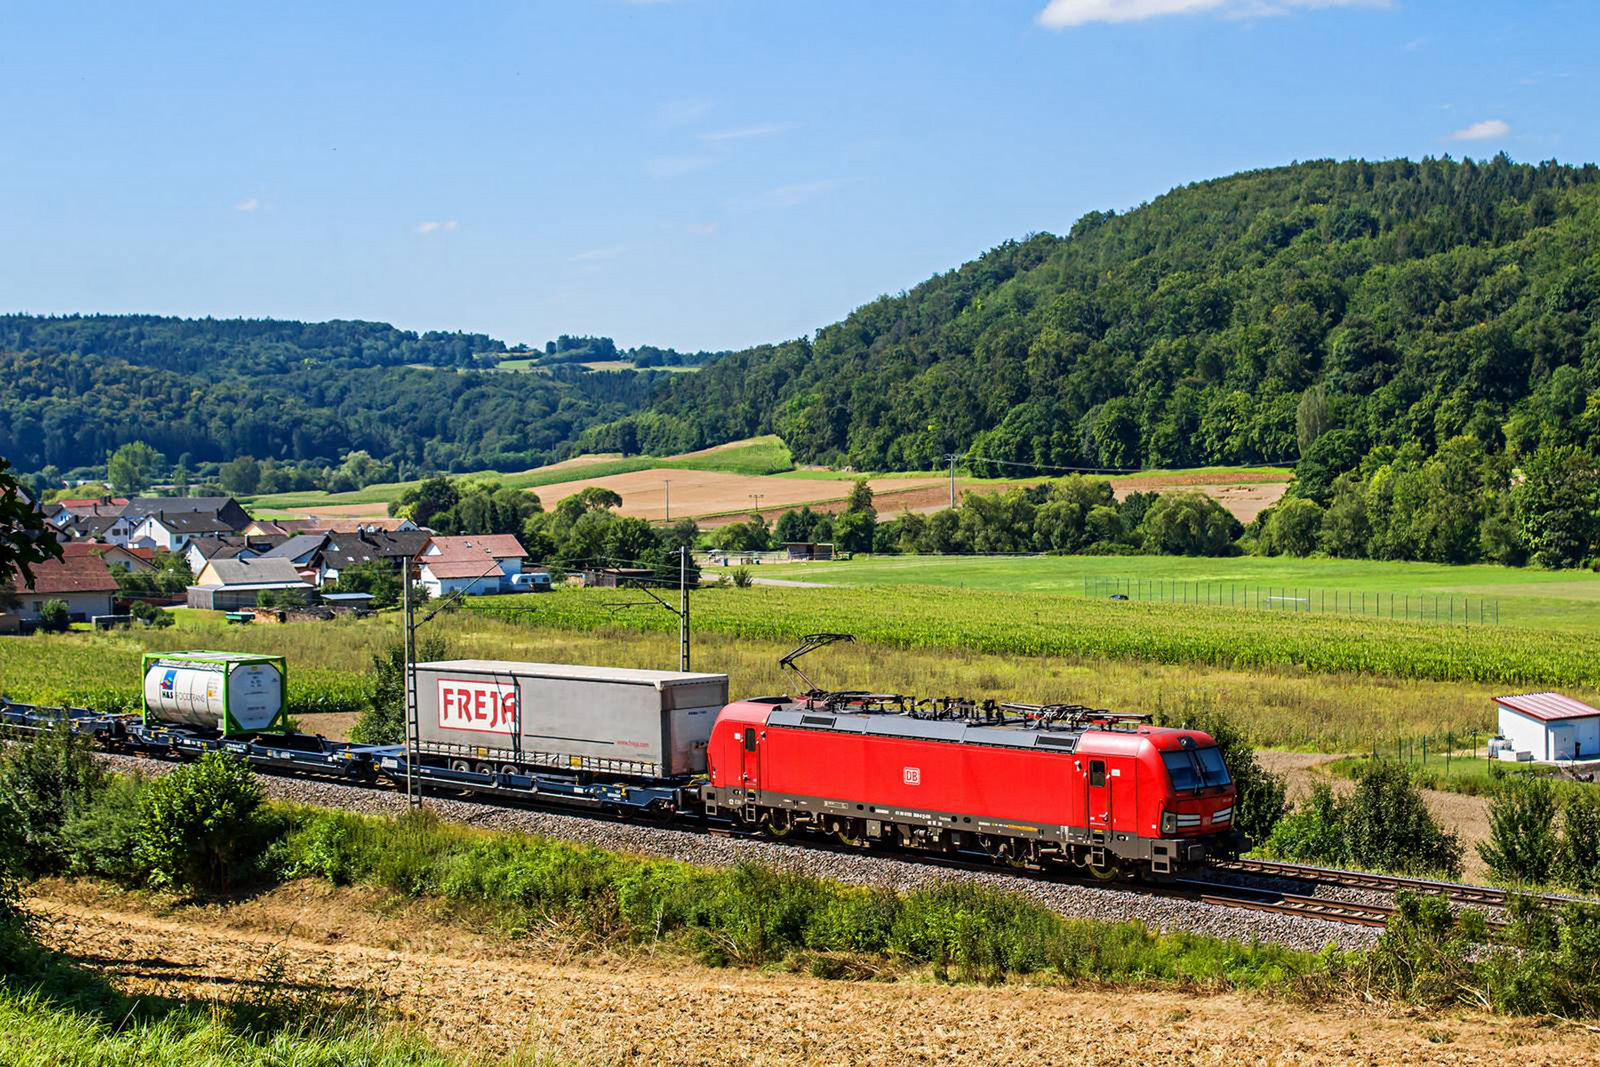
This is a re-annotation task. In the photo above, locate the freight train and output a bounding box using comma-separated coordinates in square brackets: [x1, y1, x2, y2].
[1, 638, 1240, 879]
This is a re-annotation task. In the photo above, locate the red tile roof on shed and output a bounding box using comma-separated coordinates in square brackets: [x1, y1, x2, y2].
[1495, 692, 1600, 723]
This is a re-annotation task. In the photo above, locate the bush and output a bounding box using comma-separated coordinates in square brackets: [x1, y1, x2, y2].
[36, 599, 69, 633]
[1262, 782, 1345, 865]
[128, 600, 173, 628]
[1162, 709, 1286, 846]
[135, 753, 268, 894]
[63, 775, 149, 884]
[1559, 790, 1600, 893]
[0, 724, 106, 874]
[730, 566, 754, 589]
[349, 636, 450, 745]
[1478, 776, 1559, 885]
[1263, 761, 1462, 877]
[1340, 760, 1462, 877]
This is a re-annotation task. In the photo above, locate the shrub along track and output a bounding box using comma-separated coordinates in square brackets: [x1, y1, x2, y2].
[91, 749, 1527, 952]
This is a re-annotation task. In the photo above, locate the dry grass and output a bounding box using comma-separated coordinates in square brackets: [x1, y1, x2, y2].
[1, 610, 1509, 751]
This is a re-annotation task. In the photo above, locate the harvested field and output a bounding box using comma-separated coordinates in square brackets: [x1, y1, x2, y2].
[528, 467, 939, 523]
[27, 881, 1600, 1066]
[525, 467, 1289, 526]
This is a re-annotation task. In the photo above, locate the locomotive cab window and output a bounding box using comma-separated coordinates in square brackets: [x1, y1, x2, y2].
[744, 729, 758, 752]
[1088, 760, 1106, 787]
[1162, 747, 1230, 793]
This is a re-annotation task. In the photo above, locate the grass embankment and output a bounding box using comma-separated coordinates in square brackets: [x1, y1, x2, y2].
[758, 554, 1600, 634]
[473, 585, 1600, 692]
[271, 806, 1310, 989]
[0, 990, 451, 1067]
[245, 435, 797, 510]
[0, 609, 1527, 750]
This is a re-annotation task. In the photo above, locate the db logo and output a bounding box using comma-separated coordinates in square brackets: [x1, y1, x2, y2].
[903, 766, 921, 785]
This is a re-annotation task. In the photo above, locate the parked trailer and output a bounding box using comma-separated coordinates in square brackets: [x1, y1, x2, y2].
[412, 660, 729, 780]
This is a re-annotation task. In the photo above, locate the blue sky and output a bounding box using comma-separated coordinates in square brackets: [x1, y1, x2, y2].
[1, 1, 1594, 351]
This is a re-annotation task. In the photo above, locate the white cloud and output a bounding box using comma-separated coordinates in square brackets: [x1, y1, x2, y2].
[414, 219, 458, 235]
[1448, 119, 1510, 141]
[744, 179, 844, 210]
[572, 245, 628, 262]
[658, 99, 710, 127]
[646, 155, 716, 178]
[1037, 0, 1386, 28]
[698, 123, 791, 143]
[235, 197, 259, 212]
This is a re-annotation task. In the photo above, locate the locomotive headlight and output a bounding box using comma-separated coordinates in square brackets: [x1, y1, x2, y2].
[1161, 810, 1176, 835]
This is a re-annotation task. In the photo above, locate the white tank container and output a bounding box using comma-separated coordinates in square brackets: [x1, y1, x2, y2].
[141, 651, 287, 735]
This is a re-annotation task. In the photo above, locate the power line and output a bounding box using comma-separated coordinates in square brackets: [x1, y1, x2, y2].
[960, 453, 1299, 476]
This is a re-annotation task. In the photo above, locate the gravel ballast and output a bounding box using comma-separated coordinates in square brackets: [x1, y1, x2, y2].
[102, 752, 1378, 952]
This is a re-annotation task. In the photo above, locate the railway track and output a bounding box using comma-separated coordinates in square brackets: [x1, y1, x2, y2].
[1212, 856, 1590, 913]
[7, 713, 1529, 937]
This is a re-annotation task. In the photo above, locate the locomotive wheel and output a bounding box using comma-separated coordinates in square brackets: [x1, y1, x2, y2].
[833, 818, 866, 848]
[765, 810, 795, 838]
[1087, 860, 1119, 881]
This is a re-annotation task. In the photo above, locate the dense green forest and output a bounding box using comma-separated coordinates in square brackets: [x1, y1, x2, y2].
[619, 157, 1600, 477]
[0, 316, 652, 475]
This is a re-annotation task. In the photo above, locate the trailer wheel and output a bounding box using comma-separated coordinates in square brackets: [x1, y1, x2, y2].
[449, 759, 470, 773]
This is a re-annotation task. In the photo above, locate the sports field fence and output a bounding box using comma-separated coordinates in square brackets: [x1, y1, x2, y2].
[1081, 575, 1499, 626]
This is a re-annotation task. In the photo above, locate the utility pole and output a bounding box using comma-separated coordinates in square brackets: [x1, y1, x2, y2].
[749, 493, 764, 515]
[401, 554, 419, 808]
[944, 453, 958, 508]
[679, 546, 691, 671]
[663, 479, 670, 523]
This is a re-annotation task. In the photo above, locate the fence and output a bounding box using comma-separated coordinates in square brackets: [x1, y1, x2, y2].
[1081, 576, 1499, 626]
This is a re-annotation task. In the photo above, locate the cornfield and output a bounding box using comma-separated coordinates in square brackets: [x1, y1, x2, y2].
[469, 585, 1600, 692]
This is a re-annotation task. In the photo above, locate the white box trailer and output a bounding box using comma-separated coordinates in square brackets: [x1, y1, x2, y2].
[412, 660, 729, 780]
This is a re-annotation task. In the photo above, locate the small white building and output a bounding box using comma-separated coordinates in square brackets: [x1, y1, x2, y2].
[1494, 692, 1600, 763]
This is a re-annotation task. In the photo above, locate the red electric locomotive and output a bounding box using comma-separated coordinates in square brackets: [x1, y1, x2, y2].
[702, 688, 1238, 877]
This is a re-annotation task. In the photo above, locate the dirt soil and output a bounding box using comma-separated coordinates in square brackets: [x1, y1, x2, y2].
[1257, 751, 1494, 881]
[532, 468, 941, 523]
[26, 880, 1599, 1065]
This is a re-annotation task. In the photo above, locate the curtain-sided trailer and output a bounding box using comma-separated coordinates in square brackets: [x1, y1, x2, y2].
[411, 659, 729, 781]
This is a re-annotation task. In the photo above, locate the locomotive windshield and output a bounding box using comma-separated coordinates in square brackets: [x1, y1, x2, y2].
[1162, 747, 1231, 792]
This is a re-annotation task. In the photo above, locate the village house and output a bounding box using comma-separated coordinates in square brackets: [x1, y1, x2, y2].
[5, 543, 120, 628]
[120, 496, 252, 531]
[187, 557, 317, 611]
[128, 511, 239, 553]
[416, 534, 526, 598]
[313, 528, 432, 586]
[183, 534, 292, 574]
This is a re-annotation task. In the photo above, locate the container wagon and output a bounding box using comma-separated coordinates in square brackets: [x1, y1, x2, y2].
[141, 651, 288, 737]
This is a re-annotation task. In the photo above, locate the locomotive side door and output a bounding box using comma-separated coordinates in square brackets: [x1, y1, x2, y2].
[739, 724, 761, 795]
[1086, 758, 1111, 833]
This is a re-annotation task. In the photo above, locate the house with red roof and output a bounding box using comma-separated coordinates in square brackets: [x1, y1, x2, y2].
[416, 534, 527, 598]
[5, 543, 119, 628]
[1494, 692, 1600, 763]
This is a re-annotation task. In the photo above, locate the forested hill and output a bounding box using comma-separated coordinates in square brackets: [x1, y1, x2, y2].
[0, 316, 651, 475]
[610, 156, 1600, 479]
